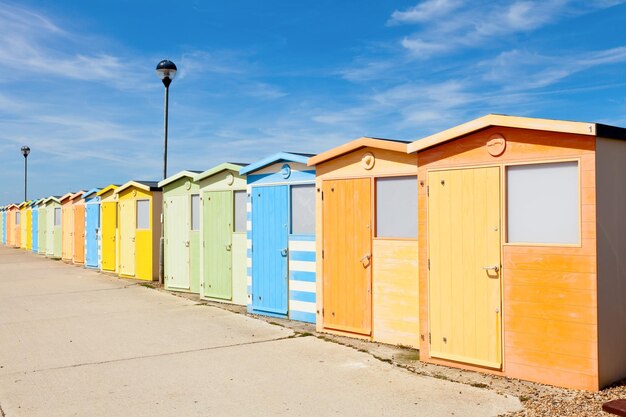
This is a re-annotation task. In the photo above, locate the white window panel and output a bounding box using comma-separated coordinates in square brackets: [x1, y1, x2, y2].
[191, 194, 200, 231]
[136, 200, 150, 230]
[291, 184, 315, 235]
[376, 176, 418, 238]
[507, 161, 579, 244]
[234, 191, 247, 233]
[54, 208, 61, 226]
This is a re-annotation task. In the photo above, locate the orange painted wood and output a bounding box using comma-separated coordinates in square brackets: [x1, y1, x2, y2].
[417, 125, 599, 390]
[322, 178, 372, 335]
[372, 239, 420, 348]
[315, 147, 417, 179]
[73, 204, 85, 264]
[309, 137, 409, 166]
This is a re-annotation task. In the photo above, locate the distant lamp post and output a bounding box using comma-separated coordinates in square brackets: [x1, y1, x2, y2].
[155, 59, 177, 180]
[155, 59, 176, 286]
[21, 146, 30, 201]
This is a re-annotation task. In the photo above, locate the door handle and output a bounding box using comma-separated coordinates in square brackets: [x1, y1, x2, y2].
[280, 248, 288, 256]
[185, 241, 190, 247]
[131, 237, 135, 242]
[225, 244, 232, 251]
[483, 265, 499, 273]
[360, 254, 371, 267]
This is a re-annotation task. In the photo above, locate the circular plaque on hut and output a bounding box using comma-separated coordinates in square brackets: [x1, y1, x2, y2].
[486, 134, 506, 157]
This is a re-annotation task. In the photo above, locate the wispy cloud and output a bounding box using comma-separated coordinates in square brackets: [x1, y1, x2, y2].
[394, 0, 625, 58]
[0, 2, 150, 90]
[481, 47, 626, 89]
[388, 0, 463, 25]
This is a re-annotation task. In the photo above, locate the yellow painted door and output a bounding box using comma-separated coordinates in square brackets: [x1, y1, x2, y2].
[118, 200, 136, 276]
[322, 178, 372, 335]
[428, 167, 502, 369]
[101, 202, 117, 271]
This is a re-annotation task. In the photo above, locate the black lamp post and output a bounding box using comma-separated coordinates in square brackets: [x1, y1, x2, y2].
[21, 146, 30, 201]
[156, 59, 176, 286]
[155, 59, 177, 180]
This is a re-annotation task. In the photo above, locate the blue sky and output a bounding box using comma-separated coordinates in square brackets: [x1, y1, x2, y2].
[1, 0, 625, 205]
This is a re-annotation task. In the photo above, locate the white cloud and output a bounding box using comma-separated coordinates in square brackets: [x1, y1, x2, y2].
[396, 0, 624, 58]
[389, 0, 463, 25]
[0, 2, 149, 90]
[481, 47, 626, 89]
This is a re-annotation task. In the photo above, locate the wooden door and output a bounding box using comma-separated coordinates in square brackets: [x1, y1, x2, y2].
[73, 205, 85, 263]
[61, 206, 72, 259]
[101, 202, 117, 271]
[251, 185, 289, 314]
[322, 178, 372, 335]
[428, 167, 502, 369]
[165, 195, 190, 289]
[32, 209, 38, 251]
[85, 203, 100, 267]
[118, 200, 136, 276]
[203, 191, 233, 300]
[38, 208, 46, 253]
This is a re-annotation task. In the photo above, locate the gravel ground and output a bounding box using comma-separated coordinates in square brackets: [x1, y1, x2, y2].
[156, 286, 626, 417]
[504, 380, 626, 417]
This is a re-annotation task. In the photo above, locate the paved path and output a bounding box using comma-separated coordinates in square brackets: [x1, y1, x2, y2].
[0, 246, 521, 416]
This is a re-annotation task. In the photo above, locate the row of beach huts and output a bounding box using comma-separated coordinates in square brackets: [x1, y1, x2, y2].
[1, 114, 625, 391]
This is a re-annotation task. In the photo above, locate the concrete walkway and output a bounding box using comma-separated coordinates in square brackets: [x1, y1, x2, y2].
[0, 246, 521, 417]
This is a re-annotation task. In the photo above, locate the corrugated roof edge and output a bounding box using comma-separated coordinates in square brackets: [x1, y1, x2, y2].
[114, 180, 161, 194]
[193, 162, 248, 182]
[308, 136, 410, 166]
[239, 152, 315, 175]
[407, 114, 626, 153]
[158, 170, 203, 188]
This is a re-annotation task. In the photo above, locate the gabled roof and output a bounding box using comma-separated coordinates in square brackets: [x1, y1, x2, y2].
[407, 114, 626, 153]
[43, 196, 61, 204]
[114, 180, 161, 194]
[240, 152, 315, 175]
[69, 191, 86, 202]
[194, 163, 247, 182]
[59, 192, 75, 203]
[158, 170, 202, 188]
[82, 188, 101, 199]
[308, 137, 410, 166]
[96, 184, 119, 197]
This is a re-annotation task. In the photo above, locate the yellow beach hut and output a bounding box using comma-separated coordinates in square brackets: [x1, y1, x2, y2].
[18, 201, 30, 250]
[114, 181, 162, 281]
[97, 185, 119, 273]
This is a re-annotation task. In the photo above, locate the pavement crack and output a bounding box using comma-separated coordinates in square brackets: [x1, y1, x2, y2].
[23, 336, 293, 375]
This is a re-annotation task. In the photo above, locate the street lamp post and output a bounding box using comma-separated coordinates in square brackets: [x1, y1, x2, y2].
[21, 146, 30, 201]
[155, 59, 177, 286]
[155, 59, 177, 180]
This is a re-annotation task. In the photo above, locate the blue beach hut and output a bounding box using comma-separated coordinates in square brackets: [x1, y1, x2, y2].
[240, 152, 317, 323]
[82, 188, 101, 269]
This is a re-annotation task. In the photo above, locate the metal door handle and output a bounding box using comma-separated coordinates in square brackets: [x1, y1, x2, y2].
[131, 237, 135, 242]
[483, 265, 499, 272]
[280, 248, 288, 256]
[360, 254, 371, 267]
[225, 244, 232, 251]
[185, 241, 190, 247]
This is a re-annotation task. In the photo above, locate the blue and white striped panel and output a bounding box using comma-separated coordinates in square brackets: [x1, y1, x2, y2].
[246, 186, 253, 312]
[288, 234, 316, 323]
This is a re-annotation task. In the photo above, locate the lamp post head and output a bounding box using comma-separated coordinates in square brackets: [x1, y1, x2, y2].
[21, 146, 30, 158]
[156, 60, 177, 88]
